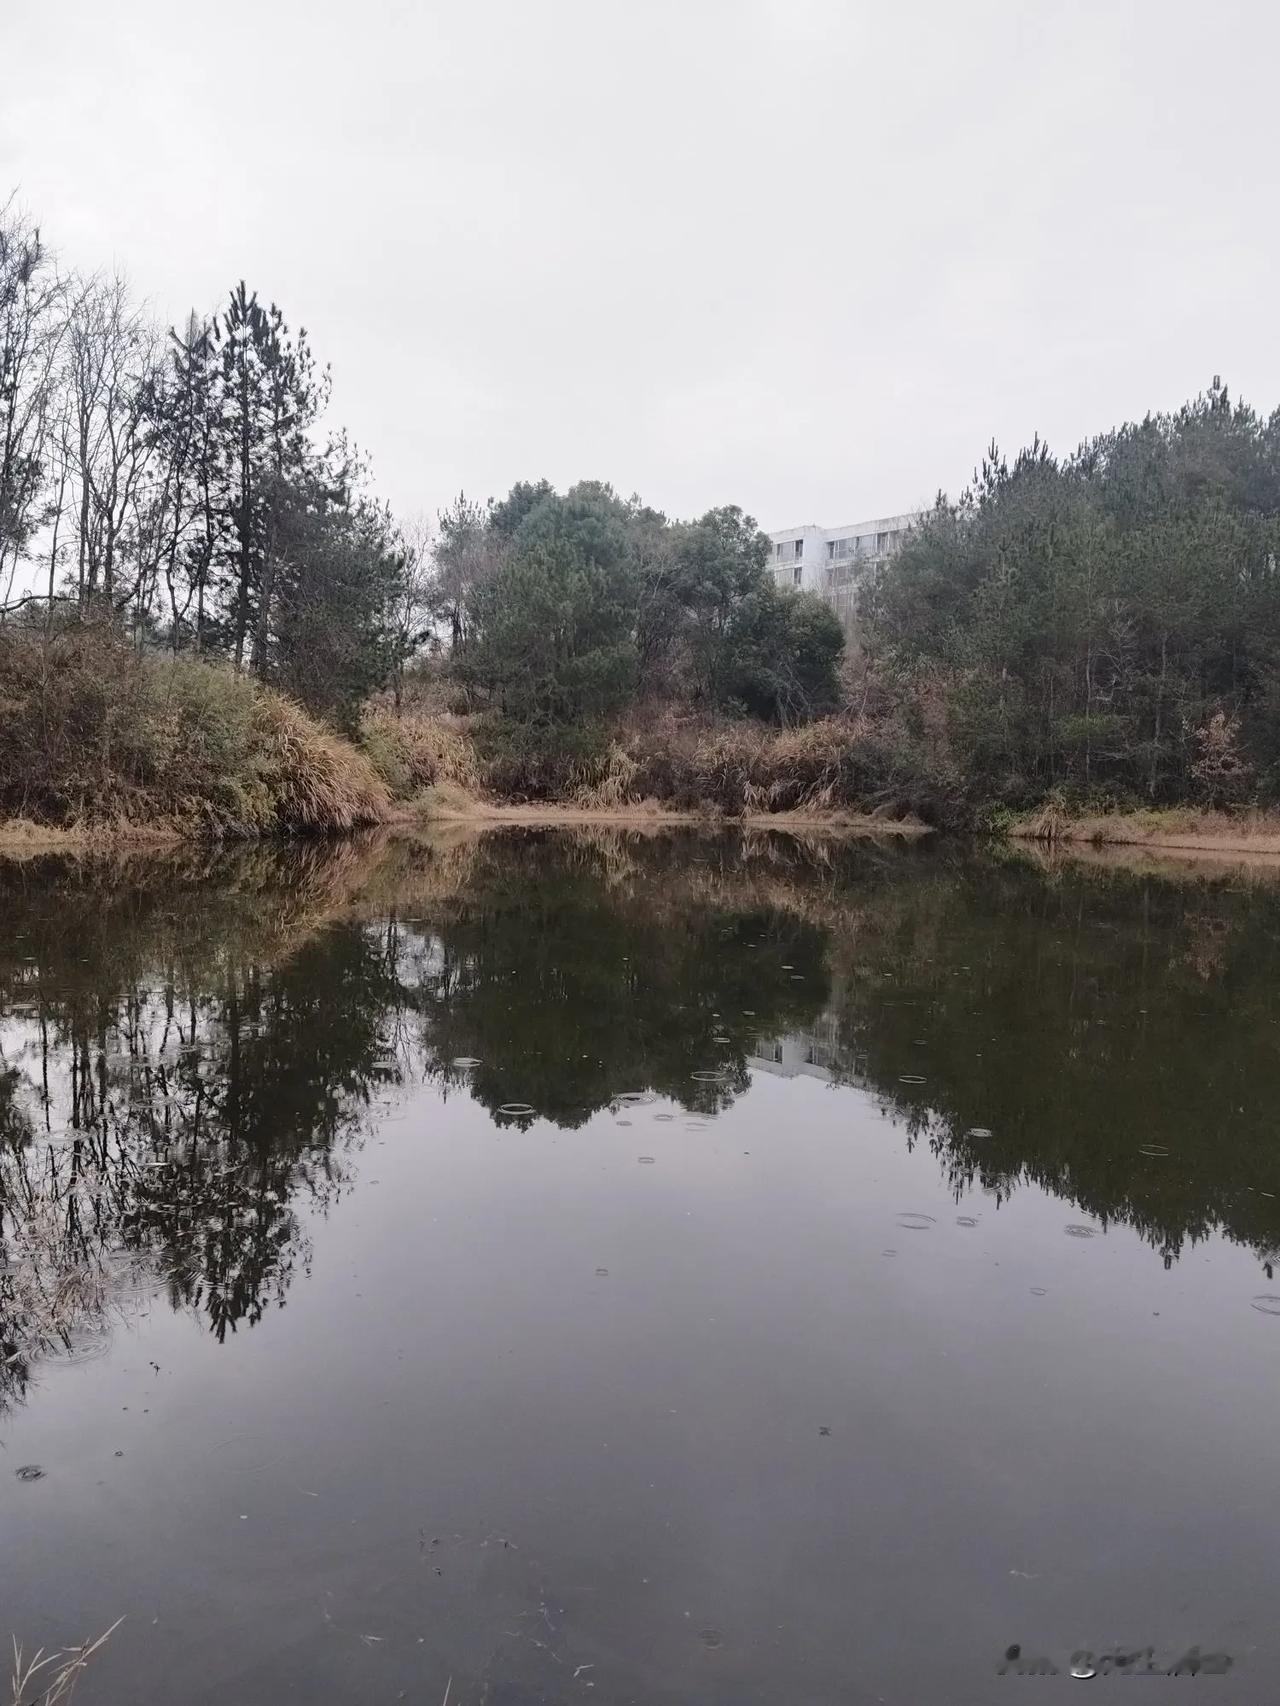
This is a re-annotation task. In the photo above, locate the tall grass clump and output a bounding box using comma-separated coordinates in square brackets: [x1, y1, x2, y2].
[0, 622, 389, 837]
[356, 701, 951, 823]
[251, 693, 390, 832]
[359, 705, 482, 799]
[606, 712, 951, 821]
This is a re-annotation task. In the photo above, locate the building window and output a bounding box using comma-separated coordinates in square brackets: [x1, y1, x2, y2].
[775, 542, 784, 558]
[876, 532, 889, 552]
[794, 538, 804, 557]
[792, 565, 802, 586]
[826, 540, 835, 558]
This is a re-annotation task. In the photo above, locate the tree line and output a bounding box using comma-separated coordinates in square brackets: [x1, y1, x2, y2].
[0, 199, 408, 724]
[11, 192, 1280, 813]
[428, 478, 844, 730]
[0, 197, 844, 745]
[863, 380, 1280, 810]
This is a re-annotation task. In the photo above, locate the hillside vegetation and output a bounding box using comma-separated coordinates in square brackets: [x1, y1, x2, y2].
[5, 198, 1280, 839]
[0, 623, 389, 837]
[861, 379, 1280, 818]
[360, 703, 935, 822]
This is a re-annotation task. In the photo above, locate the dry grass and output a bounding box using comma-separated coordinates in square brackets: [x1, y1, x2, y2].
[0, 624, 389, 840]
[252, 694, 390, 833]
[595, 711, 927, 820]
[360, 707, 482, 800]
[0, 818, 184, 857]
[1006, 804, 1280, 858]
[367, 708, 929, 825]
[571, 741, 641, 809]
[8, 1620, 121, 1706]
[1017, 797, 1071, 844]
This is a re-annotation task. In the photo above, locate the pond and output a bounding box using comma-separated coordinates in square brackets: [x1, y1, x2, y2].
[1, 827, 1278, 1702]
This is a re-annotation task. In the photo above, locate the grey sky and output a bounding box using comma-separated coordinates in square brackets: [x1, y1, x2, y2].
[5, 0, 1277, 534]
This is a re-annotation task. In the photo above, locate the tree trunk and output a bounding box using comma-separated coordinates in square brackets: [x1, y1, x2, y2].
[1149, 632, 1167, 800]
[232, 359, 252, 671]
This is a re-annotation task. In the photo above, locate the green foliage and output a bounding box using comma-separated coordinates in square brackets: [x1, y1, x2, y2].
[453, 482, 843, 736]
[488, 478, 554, 539]
[463, 543, 637, 725]
[643, 504, 770, 699]
[724, 582, 844, 724]
[266, 460, 403, 731]
[866, 380, 1280, 807]
[432, 491, 495, 653]
[460, 488, 646, 727]
[213, 281, 330, 669]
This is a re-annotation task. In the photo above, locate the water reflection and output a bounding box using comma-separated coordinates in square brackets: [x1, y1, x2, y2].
[814, 852, 1280, 1269]
[0, 841, 397, 1398]
[407, 833, 831, 1125]
[3, 829, 1280, 1406]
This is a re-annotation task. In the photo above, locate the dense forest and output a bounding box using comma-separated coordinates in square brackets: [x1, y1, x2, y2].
[863, 381, 1280, 814]
[4, 192, 1280, 833]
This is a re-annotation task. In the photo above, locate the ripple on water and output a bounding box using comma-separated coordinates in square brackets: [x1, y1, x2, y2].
[498, 1102, 535, 1117]
[691, 1070, 728, 1083]
[1064, 1224, 1100, 1238]
[209, 1436, 285, 1473]
[956, 1215, 978, 1227]
[1251, 1296, 1280, 1315]
[899, 1074, 927, 1085]
[1139, 1144, 1170, 1158]
[14, 1465, 44, 1482]
[637, 1156, 655, 1165]
[49, 1322, 114, 1369]
[896, 1213, 936, 1231]
[615, 1091, 655, 1107]
[451, 1056, 481, 1069]
[967, 1126, 993, 1139]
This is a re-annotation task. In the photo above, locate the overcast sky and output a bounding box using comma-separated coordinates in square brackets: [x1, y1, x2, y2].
[5, 0, 1277, 534]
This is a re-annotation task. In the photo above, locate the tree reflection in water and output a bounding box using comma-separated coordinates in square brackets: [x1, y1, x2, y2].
[2, 828, 1279, 1407]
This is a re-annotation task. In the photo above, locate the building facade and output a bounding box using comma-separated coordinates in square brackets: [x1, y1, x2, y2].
[767, 513, 915, 628]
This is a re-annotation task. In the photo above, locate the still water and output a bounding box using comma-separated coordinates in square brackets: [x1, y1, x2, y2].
[1, 828, 1279, 1702]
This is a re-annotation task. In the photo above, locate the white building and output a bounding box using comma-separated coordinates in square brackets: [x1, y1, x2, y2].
[749, 1010, 867, 1087]
[767, 513, 915, 628]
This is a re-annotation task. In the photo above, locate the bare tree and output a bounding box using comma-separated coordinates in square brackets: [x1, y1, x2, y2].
[0, 199, 68, 604]
[388, 511, 435, 710]
[65, 271, 158, 612]
[41, 385, 75, 631]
